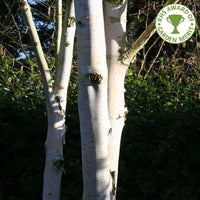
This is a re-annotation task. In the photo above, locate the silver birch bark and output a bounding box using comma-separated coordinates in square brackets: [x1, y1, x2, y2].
[74, 0, 112, 199]
[20, 0, 179, 199]
[103, 0, 178, 197]
[104, 1, 128, 198]
[20, 0, 75, 199]
[43, 1, 75, 199]
[54, 0, 76, 116]
[55, 0, 63, 58]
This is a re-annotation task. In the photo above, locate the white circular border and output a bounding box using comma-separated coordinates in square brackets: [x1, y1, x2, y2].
[156, 4, 196, 44]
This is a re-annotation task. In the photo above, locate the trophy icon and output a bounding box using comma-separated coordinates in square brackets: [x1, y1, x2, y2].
[166, 14, 185, 34]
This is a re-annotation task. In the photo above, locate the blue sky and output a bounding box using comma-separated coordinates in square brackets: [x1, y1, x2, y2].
[28, 0, 45, 5]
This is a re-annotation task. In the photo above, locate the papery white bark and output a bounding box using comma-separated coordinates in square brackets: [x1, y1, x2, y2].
[20, 0, 75, 199]
[54, 0, 76, 112]
[55, 0, 63, 58]
[43, 1, 75, 199]
[75, 0, 112, 199]
[104, 1, 128, 198]
[43, 115, 65, 200]
[20, 0, 180, 199]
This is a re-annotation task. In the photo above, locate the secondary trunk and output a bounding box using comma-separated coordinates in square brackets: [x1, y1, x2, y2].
[75, 0, 113, 199]
[104, 1, 128, 198]
[20, 0, 75, 199]
[43, 107, 66, 200]
[43, 0, 75, 199]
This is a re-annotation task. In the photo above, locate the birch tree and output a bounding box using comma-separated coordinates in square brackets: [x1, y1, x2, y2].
[20, 0, 75, 199]
[19, 0, 178, 199]
[76, 0, 178, 199]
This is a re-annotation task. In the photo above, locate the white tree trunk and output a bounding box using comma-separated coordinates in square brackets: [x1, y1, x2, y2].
[54, 0, 76, 113]
[75, 0, 113, 199]
[104, 1, 128, 198]
[20, 0, 75, 199]
[55, 0, 63, 59]
[43, 0, 75, 199]
[20, 0, 179, 199]
[43, 110, 65, 200]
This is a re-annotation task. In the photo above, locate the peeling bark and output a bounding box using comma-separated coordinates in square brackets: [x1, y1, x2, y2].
[88, 73, 103, 84]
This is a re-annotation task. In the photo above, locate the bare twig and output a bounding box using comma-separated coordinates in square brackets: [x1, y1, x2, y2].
[3, 0, 30, 59]
[139, 37, 160, 75]
[144, 40, 164, 79]
[120, 0, 179, 66]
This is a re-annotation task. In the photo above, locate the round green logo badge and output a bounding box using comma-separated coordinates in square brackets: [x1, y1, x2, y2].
[156, 4, 196, 44]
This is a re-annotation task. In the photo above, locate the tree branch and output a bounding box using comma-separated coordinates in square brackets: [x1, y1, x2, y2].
[55, 0, 62, 64]
[120, 0, 179, 66]
[19, 0, 52, 97]
[3, 0, 29, 60]
[53, 0, 76, 111]
[144, 40, 164, 79]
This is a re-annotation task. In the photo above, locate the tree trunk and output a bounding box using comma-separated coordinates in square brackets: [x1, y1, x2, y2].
[20, 0, 75, 199]
[54, 0, 76, 114]
[43, 109, 65, 200]
[75, 0, 112, 199]
[43, 0, 75, 199]
[20, 0, 180, 199]
[104, 1, 128, 198]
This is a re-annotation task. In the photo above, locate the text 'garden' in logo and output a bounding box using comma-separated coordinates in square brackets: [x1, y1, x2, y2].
[156, 4, 196, 44]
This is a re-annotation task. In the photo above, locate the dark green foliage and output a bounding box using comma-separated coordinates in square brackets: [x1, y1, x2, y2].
[0, 0, 199, 199]
[117, 68, 200, 200]
[1, 54, 200, 199]
[0, 56, 82, 200]
[0, 56, 46, 199]
[61, 66, 82, 199]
